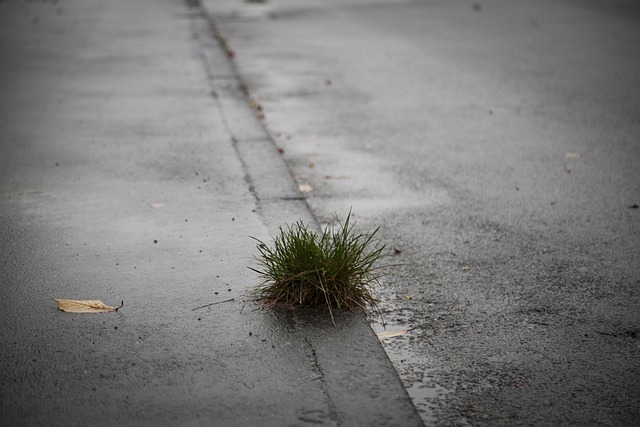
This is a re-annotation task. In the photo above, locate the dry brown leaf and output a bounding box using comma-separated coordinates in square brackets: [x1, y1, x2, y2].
[299, 183, 313, 193]
[55, 299, 123, 313]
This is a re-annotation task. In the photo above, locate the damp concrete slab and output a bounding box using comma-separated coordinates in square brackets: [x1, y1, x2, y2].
[0, 0, 422, 425]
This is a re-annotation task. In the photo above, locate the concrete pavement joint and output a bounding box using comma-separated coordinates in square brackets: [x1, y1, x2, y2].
[229, 136, 259, 207]
[191, 27, 337, 427]
[192, 5, 318, 232]
[302, 335, 340, 426]
[190, 15, 262, 217]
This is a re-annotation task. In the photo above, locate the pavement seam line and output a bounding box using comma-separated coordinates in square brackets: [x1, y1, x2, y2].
[188, 16, 261, 206]
[302, 336, 340, 425]
[191, 4, 318, 232]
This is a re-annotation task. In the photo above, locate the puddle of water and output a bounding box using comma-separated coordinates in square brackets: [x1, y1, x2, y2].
[371, 291, 449, 425]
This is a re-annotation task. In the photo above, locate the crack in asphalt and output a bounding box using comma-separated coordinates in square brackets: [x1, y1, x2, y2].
[190, 14, 262, 214]
[302, 335, 340, 426]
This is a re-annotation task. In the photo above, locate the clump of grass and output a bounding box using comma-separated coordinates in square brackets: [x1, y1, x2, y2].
[250, 212, 386, 323]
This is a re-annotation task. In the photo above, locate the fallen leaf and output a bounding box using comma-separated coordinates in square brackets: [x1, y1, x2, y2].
[299, 183, 313, 193]
[565, 152, 582, 158]
[55, 299, 123, 313]
[248, 99, 262, 110]
[377, 329, 410, 340]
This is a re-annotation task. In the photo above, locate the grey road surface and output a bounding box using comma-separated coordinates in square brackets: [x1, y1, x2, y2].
[203, 0, 640, 425]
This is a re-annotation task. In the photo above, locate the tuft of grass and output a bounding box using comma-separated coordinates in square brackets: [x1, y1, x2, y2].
[250, 212, 386, 323]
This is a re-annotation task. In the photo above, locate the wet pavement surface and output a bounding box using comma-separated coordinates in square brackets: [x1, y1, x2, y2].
[202, 0, 640, 425]
[0, 0, 422, 425]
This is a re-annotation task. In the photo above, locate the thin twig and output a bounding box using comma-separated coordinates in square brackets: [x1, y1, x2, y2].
[192, 298, 235, 311]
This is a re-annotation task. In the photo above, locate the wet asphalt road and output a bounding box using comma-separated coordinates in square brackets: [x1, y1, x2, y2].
[204, 0, 640, 424]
